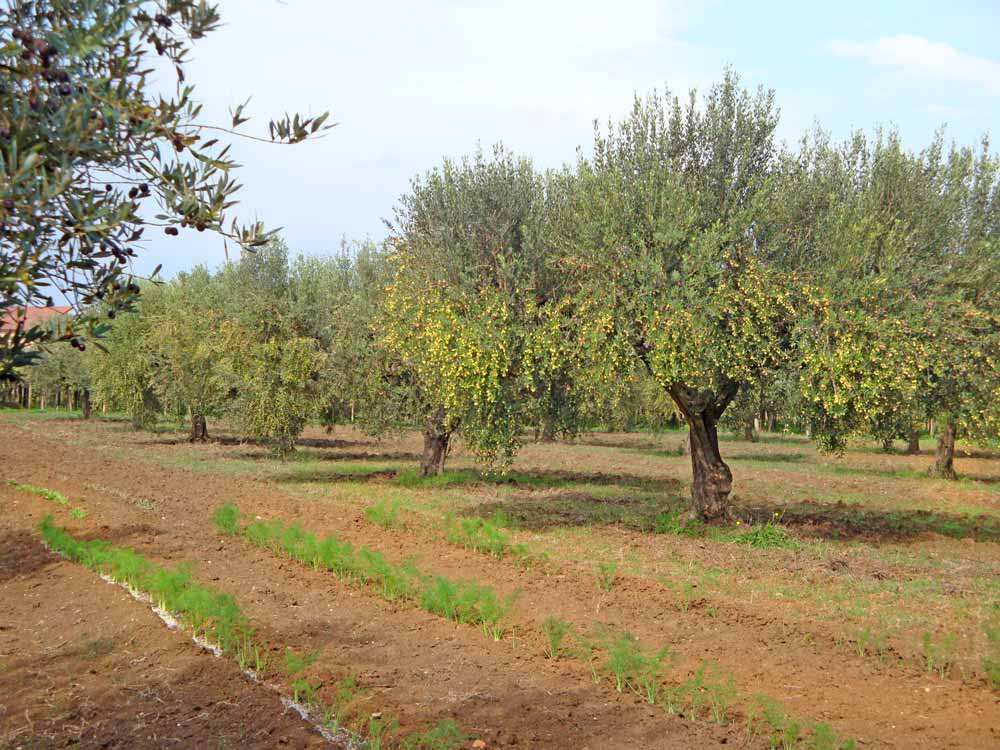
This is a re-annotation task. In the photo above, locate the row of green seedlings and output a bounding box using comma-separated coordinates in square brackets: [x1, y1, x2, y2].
[283, 650, 467, 750]
[364, 498, 545, 568]
[218, 503, 856, 748]
[39, 516, 468, 750]
[373, 494, 1000, 699]
[852, 622, 1000, 689]
[443, 510, 547, 567]
[8, 479, 87, 518]
[215, 504, 518, 641]
[653, 513, 1000, 689]
[539, 616, 856, 750]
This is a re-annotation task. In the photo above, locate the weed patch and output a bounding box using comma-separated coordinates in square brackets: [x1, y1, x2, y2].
[364, 499, 404, 529]
[446, 513, 528, 559]
[540, 616, 574, 659]
[595, 560, 618, 591]
[746, 693, 856, 750]
[984, 618, 1000, 689]
[731, 521, 798, 549]
[920, 631, 957, 678]
[654, 511, 705, 537]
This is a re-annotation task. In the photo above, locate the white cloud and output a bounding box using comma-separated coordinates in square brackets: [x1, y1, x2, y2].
[829, 34, 1000, 94]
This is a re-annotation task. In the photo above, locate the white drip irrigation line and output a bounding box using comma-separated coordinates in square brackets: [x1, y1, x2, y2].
[43, 541, 363, 750]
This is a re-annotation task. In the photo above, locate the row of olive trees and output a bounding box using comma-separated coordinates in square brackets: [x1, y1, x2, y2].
[12, 69, 999, 519]
[377, 73, 1000, 518]
[16, 239, 382, 456]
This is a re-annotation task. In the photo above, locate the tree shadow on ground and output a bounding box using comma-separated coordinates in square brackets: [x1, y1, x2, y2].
[573, 436, 677, 450]
[637, 447, 812, 463]
[467, 490, 1000, 544]
[469, 490, 685, 532]
[270, 463, 682, 493]
[143, 435, 373, 450]
[271, 468, 401, 484]
[736, 500, 1000, 543]
[234, 450, 421, 463]
[725, 452, 809, 463]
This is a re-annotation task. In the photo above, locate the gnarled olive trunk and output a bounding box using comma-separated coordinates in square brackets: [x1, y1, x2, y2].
[932, 421, 956, 479]
[881, 436, 895, 453]
[905, 427, 920, 455]
[669, 383, 738, 520]
[743, 420, 758, 443]
[189, 412, 209, 442]
[420, 410, 453, 476]
[81, 390, 91, 420]
[540, 420, 556, 443]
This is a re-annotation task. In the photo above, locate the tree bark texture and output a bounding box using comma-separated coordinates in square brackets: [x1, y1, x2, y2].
[905, 427, 921, 455]
[189, 413, 209, 442]
[932, 421, 957, 479]
[420, 410, 453, 476]
[669, 383, 738, 520]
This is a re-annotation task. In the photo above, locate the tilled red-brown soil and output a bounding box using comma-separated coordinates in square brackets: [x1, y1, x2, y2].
[2, 417, 999, 749]
[0, 524, 328, 749]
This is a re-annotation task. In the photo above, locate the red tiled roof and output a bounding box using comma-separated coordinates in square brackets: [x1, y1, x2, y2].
[0, 305, 73, 332]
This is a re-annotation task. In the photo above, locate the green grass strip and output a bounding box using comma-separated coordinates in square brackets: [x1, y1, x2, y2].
[8, 480, 87, 517]
[39, 516, 468, 749]
[39, 515, 253, 656]
[215, 503, 518, 641]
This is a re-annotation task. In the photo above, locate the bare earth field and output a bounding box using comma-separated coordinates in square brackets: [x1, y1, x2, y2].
[1, 411, 998, 749]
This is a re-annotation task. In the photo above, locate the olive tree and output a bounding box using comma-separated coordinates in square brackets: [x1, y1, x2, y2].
[214, 240, 326, 456]
[0, 0, 330, 377]
[146, 266, 227, 440]
[566, 72, 790, 519]
[787, 130, 1000, 478]
[379, 145, 567, 475]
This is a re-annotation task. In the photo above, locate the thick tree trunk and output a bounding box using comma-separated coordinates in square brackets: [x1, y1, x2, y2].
[932, 422, 957, 479]
[540, 419, 556, 443]
[420, 410, 453, 476]
[81, 390, 91, 420]
[686, 413, 733, 519]
[189, 413, 209, 442]
[420, 430, 450, 476]
[881, 436, 895, 453]
[743, 420, 758, 443]
[669, 383, 738, 520]
[905, 427, 920, 455]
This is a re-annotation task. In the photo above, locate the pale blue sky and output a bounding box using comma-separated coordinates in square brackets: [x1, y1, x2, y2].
[138, 0, 1000, 279]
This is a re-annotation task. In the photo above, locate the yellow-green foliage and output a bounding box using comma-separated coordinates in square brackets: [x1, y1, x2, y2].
[221, 318, 326, 456]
